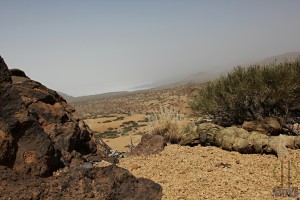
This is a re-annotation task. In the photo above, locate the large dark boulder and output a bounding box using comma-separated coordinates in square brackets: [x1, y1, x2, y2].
[0, 56, 11, 83]
[0, 56, 108, 176]
[0, 165, 162, 200]
[0, 56, 162, 199]
[130, 134, 166, 156]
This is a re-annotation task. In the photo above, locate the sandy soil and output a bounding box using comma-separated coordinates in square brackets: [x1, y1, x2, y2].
[86, 113, 195, 152]
[119, 144, 300, 200]
[103, 133, 142, 152]
[85, 114, 146, 133]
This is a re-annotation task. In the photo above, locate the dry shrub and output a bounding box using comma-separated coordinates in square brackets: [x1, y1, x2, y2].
[149, 107, 184, 144]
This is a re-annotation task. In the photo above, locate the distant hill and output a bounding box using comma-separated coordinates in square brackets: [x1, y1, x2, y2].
[167, 51, 300, 87]
[175, 72, 217, 85]
[154, 72, 217, 90]
[255, 52, 300, 65]
[58, 91, 130, 103]
[57, 92, 76, 102]
[134, 71, 218, 90]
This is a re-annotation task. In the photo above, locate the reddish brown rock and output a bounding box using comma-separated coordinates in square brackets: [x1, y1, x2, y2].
[0, 56, 162, 199]
[130, 134, 166, 156]
[242, 117, 284, 136]
[0, 165, 162, 200]
[0, 56, 109, 176]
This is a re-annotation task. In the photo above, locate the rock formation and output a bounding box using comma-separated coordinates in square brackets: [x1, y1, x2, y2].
[0, 57, 109, 176]
[130, 134, 166, 156]
[242, 117, 284, 136]
[0, 165, 162, 200]
[180, 122, 300, 158]
[0, 56, 162, 199]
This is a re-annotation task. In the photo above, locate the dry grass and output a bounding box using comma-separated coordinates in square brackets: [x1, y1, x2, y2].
[149, 106, 184, 143]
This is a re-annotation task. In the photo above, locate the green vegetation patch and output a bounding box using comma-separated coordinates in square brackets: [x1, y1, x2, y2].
[94, 131, 119, 139]
[191, 59, 300, 124]
[138, 118, 149, 123]
[113, 116, 125, 121]
[102, 120, 113, 123]
[101, 115, 116, 118]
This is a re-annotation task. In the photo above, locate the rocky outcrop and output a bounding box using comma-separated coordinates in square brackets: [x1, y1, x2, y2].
[0, 56, 163, 199]
[130, 134, 166, 156]
[0, 57, 11, 83]
[180, 122, 300, 158]
[180, 123, 222, 147]
[0, 165, 162, 200]
[0, 56, 110, 176]
[242, 117, 284, 136]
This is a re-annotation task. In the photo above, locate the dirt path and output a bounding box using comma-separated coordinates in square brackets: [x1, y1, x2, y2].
[119, 145, 300, 199]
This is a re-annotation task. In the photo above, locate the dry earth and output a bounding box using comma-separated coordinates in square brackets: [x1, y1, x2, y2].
[81, 85, 199, 152]
[73, 86, 197, 118]
[75, 84, 300, 199]
[119, 144, 300, 200]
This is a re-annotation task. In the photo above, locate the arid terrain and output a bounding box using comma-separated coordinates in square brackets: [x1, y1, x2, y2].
[119, 145, 300, 199]
[72, 85, 199, 151]
[70, 83, 300, 199]
[2, 1, 300, 198]
[1, 53, 300, 199]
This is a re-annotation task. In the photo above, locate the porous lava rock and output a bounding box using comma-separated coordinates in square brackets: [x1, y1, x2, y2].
[0, 56, 162, 199]
[242, 117, 284, 136]
[130, 134, 166, 156]
[0, 56, 110, 176]
[0, 165, 162, 200]
[180, 122, 300, 158]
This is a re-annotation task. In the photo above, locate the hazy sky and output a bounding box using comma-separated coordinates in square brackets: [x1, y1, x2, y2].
[1, 1, 300, 96]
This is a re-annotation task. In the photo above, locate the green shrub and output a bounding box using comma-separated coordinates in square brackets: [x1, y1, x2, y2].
[102, 115, 116, 118]
[122, 121, 136, 125]
[113, 116, 125, 121]
[138, 118, 149, 123]
[191, 59, 300, 124]
[122, 127, 132, 134]
[94, 131, 119, 139]
[102, 120, 112, 123]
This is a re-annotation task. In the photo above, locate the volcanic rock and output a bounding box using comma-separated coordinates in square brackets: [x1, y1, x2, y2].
[0, 56, 163, 199]
[0, 56, 109, 176]
[130, 134, 166, 156]
[242, 117, 284, 136]
[179, 122, 300, 157]
[0, 165, 162, 200]
[0, 56, 11, 83]
[180, 122, 223, 146]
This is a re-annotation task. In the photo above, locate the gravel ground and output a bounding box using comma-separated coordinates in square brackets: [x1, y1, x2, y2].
[119, 144, 300, 200]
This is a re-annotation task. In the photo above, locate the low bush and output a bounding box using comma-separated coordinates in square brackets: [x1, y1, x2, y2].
[94, 131, 119, 139]
[113, 116, 125, 121]
[102, 120, 112, 123]
[191, 59, 300, 124]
